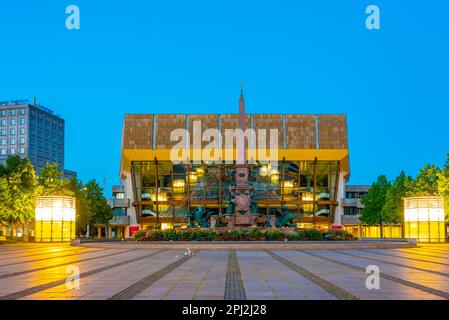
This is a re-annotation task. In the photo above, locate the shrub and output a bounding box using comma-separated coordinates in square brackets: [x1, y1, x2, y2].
[264, 230, 284, 241]
[322, 230, 354, 241]
[248, 228, 262, 241]
[301, 228, 323, 240]
[135, 227, 354, 241]
[132, 230, 144, 240]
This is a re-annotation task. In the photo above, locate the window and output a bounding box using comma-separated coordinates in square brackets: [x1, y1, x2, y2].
[344, 207, 359, 216]
[9, 138, 15, 145]
[19, 128, 25, 135]
[10, 110, 16, 116]
[346, 192, 357, 199]
[0, 139, 5, 145]
[19, 147, 25, 154]
[0, 119, 5, 126]
[19, 109, 26, 115]
[0, 110, 5, 116]
[0, 148, 5, 156]
[0, 129, 5, 136]
[116, 193, 125, 199]
[9, 148, 16, 155]
[19, 137, 25, 145]
[10, 119, 16, 126]
[9, 128, 15, 135]
[19, 118, 25, 125]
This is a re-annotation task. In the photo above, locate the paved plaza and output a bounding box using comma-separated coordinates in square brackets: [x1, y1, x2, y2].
[0, 243, 448, 300]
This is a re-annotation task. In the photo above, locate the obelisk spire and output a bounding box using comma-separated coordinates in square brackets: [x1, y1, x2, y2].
[238, 83, 246, 132]
[237, 83, 246, 164]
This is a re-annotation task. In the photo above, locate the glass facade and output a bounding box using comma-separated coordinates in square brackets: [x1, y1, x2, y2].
[131, 160, 340, 227]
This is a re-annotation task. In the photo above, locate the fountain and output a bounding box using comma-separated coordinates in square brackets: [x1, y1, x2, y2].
[224, 87, 259, 227]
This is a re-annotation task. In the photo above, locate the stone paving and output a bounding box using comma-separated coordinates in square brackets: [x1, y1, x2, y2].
[0, 243, 448, 300]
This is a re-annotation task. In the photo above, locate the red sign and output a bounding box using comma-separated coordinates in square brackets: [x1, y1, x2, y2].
[128, 226, 140, 236]
[331, 225, 343, 230]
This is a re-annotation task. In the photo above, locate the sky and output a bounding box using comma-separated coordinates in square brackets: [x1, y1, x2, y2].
[0, 0, 448, 192]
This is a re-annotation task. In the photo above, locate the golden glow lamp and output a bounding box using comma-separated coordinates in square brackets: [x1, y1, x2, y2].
[188, 171, 198, 184]
[35, 196, 76, 242]
[282, 181, 294, 195]
[302, 192, 314, 213]
[404, 196, 446, 242]
[173, 179, 186, 194]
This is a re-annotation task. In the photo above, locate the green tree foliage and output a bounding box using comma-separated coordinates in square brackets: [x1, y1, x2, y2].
[0, 156, 38, 234]
[84, 180, 112, 227]
[360, 175, 391, 225]
[437, 155, 449, 221]
[413, 164, 441, 196]
[381, 171, 414, 224]
[68, 178, 92, 236]
[38, 163, 73, 196]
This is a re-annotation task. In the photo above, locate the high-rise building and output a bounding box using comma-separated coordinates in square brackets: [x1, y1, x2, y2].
[0, 99, 72, 176]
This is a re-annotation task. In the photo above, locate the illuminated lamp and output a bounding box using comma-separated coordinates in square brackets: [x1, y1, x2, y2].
[260, 164, 269, 177]
[196, 167, 204, 177]
[404, 196, 446, 242]
[270, 169, 279, 184]
[282, 181, 294, 195]
[188, 171, 198, 184]
[151, 192, 169, 212]
[160, 223, 173, 230]
[302, 192, 314, 213]
[35, 196, 76, 242]
[173, 179, 186, 194]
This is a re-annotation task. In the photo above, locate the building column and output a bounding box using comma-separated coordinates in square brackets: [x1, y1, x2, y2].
[97, 227, 101, 239]
[332, 171, 347, 228]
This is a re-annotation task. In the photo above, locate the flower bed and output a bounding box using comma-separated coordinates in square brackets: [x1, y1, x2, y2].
[132, 228, 355, 241]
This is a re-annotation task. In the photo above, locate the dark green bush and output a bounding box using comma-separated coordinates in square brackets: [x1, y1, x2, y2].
[136, 227, 354, 241]
[264, 230, 284, 241]
[301, 228, 323, 240]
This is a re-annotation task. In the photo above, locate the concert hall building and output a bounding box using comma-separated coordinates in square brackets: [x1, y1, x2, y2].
[119, 92, 350, 236]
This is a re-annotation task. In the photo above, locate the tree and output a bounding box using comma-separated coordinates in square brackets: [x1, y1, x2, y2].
[38, 163, 73, 196]
[0, 177, 11, 225]
[360, 175, 391, 226]
[381, 171, 414, 224]
[0, 156, 38, 236]
[84, 180, 112, 233]
[68, 178, 92, 236]
[413, 164, 440, 196]
[437, 154, 449, 221]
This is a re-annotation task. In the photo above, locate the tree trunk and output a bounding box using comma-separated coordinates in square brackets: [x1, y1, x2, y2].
[10, 220, 13, 238]
[380, 221, 384, 238]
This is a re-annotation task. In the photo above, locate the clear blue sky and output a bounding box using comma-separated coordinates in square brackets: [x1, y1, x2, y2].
[0, 0, 448, 192]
